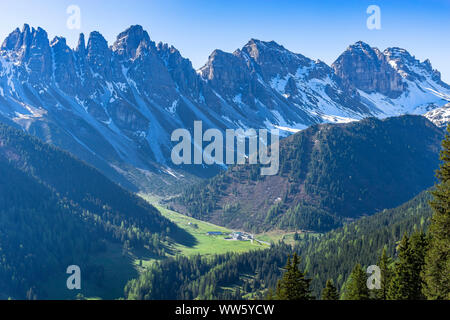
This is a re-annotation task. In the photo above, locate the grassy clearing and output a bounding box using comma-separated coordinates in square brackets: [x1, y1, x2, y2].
[256, 230, 320, 245]
[141, 194, 269, 257]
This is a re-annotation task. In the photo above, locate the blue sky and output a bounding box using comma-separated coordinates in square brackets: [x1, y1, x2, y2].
[1, 0, 449, 82]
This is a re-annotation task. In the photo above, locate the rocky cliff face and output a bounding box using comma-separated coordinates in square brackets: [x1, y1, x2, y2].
[332, 41, 405, 98]
[0, 25, 449, 192]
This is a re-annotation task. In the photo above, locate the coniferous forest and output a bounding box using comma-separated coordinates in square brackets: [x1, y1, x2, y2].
[125, 125, 450, 301]
[0, 124, 193, 299]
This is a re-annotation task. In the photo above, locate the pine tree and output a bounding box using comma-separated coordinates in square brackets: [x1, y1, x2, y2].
[423, 125, 450, 299]
[274, 253, 312, 300]
[387, 231, 428, 300]
[376, 246, 392, 300]
[388, 233, 413, 299]
[322, 279, 339, 300]
[409, 231, 428, 299]
[265, 288, 275, 300]
[341, 264, 369, 300]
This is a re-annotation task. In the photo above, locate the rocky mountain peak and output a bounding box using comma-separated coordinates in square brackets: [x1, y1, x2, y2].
[199, 49, 250, 90]
[51, 36, 67, 47]
[87, 31, 108, 53]
[383, 47, 412, 60]
[349, 40, 376, 52]
[1, 24, 48, 55]
[332, 41, 405, 98]
[1, 27, 21, 51]
[86, 31, 110, 75]
[383, 47, 446, 86]
[112, 25, 152, 59]
[76, 33, 86, 54]
[242, 39, 287, 58]
[241, 39, 299, 62]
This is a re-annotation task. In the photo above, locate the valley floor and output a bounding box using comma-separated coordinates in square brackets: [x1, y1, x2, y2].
[44, 195, 273, 300]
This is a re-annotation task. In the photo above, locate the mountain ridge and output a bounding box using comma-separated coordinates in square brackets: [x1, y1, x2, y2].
[0, 121, 195, 299]
[171, 115, 443, 232]
[1, 24, 449, 193]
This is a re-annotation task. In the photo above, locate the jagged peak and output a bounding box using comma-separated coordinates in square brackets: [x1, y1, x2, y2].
[383, 47, 413, 60]
[76, 33, 86, 53]
[119, 24, 146, 36]
[1, 28, 22, 51]
[87, 31, 108, 52]
[1, 24, 49, 51]
[345, 41, 384, 56]
[112, 25, 152, 57]
[384, 46, 436, 74]
[156, 42, 183, 60]
[422, 58, 433, 70]
[333, 41, 384, 67]
[51, 36, 67, 47]
[204, 49, 238, 64]
[243, 38, 289, 53]
[352, 40, 371, 48]
[22, 24, 31, 34]
[88, 31, 107, 41]
[29, 27, 49, 43]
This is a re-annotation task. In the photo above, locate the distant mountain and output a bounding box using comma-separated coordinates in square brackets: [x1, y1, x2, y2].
[0, 25, 449, 192]
[171, 115, 443, 232]
[333, 42, 450, 115]
[0, 122, 191, 299]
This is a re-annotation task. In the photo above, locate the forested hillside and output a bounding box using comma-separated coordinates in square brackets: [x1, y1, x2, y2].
[173, 115, 442, 232]
[127, 190, 432, 299]
[0, 123, 192, 299]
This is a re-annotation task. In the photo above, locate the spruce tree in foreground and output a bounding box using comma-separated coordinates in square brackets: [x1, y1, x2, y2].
[322, 279, 339, 300]
[409, 231, 428, 299]
[387, 233, 412, 300]
[274, 253, 312, 300]
[423, 125, 450, 299]
[342, 264, 369, 300]
[387, 232, 428, 300]
[376, 247, 392, 300]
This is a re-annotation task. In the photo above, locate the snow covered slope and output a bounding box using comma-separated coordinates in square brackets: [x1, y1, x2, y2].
[425, 103, 450, 128]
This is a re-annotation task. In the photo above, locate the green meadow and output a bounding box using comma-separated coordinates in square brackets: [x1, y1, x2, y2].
[141, 194, 269, 257]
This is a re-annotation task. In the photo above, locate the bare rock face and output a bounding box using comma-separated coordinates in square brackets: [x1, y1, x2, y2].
[199, 49, 252, 94]
[239, 39, 311, 80]
[332, 41, 405, 98]
[86, 31, 111, 78]
[51, 37, 79, 95]
[1, 25, 53, 83]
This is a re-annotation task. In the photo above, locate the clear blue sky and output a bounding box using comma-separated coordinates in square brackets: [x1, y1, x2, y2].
[1, 0, 449, 82]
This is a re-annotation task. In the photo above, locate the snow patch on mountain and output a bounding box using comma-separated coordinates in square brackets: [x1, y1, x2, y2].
[425, 103, 450, 128]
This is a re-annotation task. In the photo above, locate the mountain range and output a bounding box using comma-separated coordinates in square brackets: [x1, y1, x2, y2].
[1, 24, 449, 193]
[0, 23, 448, 300]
